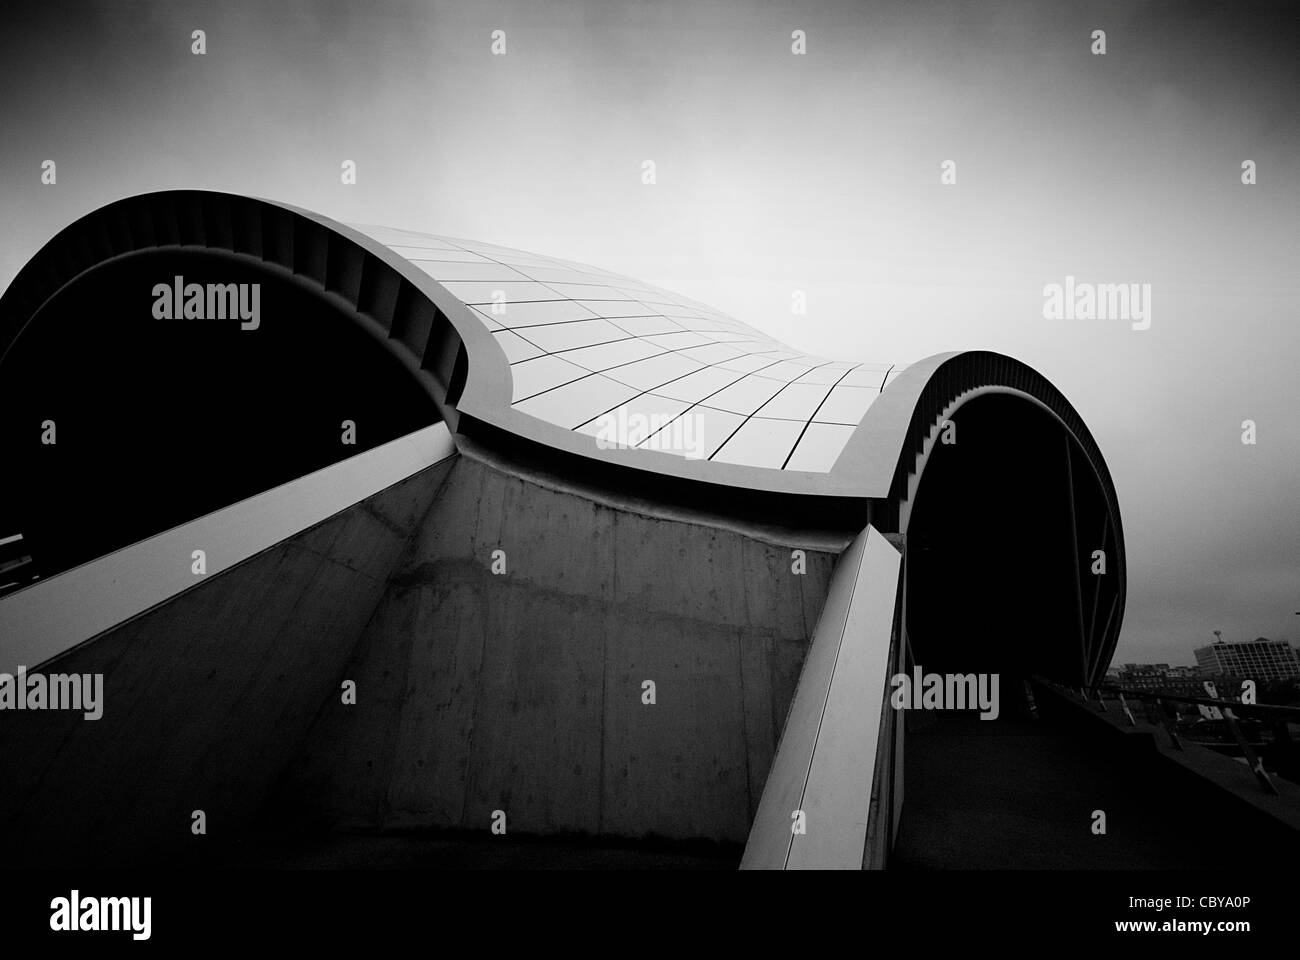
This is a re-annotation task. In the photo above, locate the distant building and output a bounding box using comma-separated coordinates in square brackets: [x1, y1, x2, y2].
[1113, 663, 1225, 701]
[1194, 638, 1300, 682]
[1117, 663, 1173, 691]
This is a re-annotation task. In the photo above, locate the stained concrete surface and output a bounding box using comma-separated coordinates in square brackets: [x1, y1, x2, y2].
[281, 454, 836, 846]
[0, 458, 456, 867]
[1, 449, 839, 866]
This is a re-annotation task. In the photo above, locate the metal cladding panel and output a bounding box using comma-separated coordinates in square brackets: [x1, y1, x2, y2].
[348, 223, 899, 476]
[740, 524, 902, 870]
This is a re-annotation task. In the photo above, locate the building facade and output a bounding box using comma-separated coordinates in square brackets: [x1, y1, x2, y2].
[0, 190, 1128, 868]
[1194, 639, 1300, 682]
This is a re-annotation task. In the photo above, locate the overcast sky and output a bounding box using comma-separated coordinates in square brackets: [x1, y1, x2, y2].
[2, 0, 1296, 665]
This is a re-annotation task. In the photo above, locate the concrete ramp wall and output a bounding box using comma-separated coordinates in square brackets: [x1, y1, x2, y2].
[0, 458, 455, 867]
[283, 454, 836, 845]
[740, 525, 902, 869]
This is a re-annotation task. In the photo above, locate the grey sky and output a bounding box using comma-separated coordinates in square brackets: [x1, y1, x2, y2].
[1, 0, 1296, 665]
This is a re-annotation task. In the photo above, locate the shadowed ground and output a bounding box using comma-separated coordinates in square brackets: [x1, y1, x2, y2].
[892, 711, 1286, 870]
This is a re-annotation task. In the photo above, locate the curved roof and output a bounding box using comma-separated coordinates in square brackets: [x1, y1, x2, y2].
[333, 216, 1122, 530]
[346, 221, 907, 479]
[0, 190, 1118, 520]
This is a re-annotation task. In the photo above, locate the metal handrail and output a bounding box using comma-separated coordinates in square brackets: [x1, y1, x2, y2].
[1096, 684, 1298, 796]
[1099, 685, 1300, 721]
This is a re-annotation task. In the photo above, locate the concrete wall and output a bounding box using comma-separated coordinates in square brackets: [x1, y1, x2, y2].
[283, 453, 836, 845]
[0, 458, 455, 867]
[741, 525, 901, 870]
[0, 448, 837, 865]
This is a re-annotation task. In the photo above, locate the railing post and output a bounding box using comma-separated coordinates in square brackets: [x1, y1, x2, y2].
[1222, 708, 1279, 795]
[1117, 692, 1136, 727]
[1153, 698, 1183, 750]
[1023, 679, 1039, 720]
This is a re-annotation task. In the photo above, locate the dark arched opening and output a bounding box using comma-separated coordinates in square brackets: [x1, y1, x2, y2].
[904, 392, 1102, 689]
[894, 392, 1137, 868]
[0, 247, 439, 588]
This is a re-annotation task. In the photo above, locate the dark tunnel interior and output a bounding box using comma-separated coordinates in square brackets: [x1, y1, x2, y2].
[0, 249, 439, 589]
[904, 392, 1111, 690]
